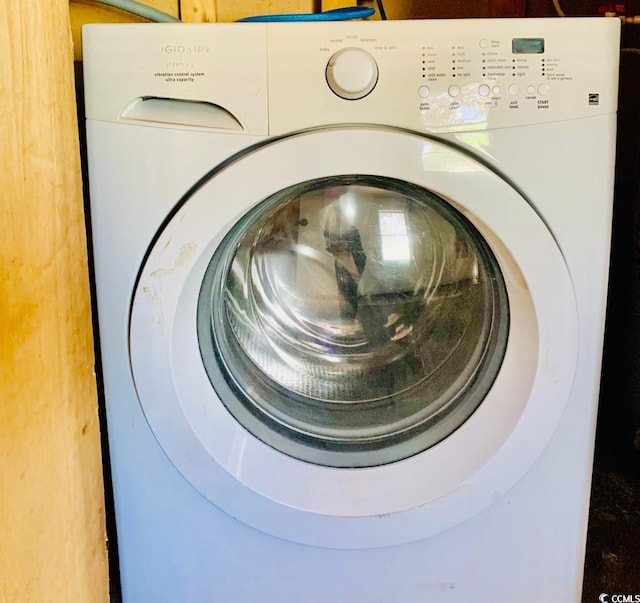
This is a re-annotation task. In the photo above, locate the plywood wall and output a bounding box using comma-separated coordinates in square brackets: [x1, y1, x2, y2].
[0, 1, 109, 601]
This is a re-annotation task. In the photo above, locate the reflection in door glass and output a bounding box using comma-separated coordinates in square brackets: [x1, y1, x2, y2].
[197, 176, 509, 467]
[379, 210, 411, 262]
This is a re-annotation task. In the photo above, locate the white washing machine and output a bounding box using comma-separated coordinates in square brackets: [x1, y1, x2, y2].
[83, 19, 619, 603]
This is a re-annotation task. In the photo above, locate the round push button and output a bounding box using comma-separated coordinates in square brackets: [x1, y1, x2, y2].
[478, 84, 490, 97]
[527, 85, 536, 95]
[538, 83, 550, 95]
[418, 86, 430, 98]
[508, 84, 520, 96]
[448, 85, 461, 97]
[492, 85, 501, 95]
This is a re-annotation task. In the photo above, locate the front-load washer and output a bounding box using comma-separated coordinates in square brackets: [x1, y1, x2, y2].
[83, 19, 620, 603]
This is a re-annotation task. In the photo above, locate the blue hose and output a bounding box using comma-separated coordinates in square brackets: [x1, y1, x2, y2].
[88, 1, 373, 24]
[237, 6, 375, 22]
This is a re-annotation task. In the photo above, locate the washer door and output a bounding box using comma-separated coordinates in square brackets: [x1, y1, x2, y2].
[198, 173, 511, 469]
[130, 127, 578, 548]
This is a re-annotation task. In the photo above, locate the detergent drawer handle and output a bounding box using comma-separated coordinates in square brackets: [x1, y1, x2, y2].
[120, 96, 243, 130]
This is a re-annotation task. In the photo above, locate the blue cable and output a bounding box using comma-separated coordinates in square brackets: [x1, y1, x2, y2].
[237, 6, 375, 22]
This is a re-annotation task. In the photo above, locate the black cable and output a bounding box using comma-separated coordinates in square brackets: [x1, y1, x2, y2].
[376, 0, 387, 20]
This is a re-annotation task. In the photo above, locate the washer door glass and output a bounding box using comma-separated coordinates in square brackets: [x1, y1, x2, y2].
[198, 175, 509, 467]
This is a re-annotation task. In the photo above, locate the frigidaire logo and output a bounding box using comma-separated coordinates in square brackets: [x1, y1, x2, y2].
[161, 45, 211, 54]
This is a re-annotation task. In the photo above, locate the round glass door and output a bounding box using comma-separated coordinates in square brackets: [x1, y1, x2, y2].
[197, 175, 509, 467]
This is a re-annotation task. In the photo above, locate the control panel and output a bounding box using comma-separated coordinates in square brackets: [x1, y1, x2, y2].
[83, 19, 619, 136]
[267, 19, 620, 134]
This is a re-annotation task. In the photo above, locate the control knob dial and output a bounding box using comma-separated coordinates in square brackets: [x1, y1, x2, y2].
[326, 48, 379, 100]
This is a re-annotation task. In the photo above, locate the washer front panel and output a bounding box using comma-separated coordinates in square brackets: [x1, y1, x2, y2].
[129, 126, 578, 547]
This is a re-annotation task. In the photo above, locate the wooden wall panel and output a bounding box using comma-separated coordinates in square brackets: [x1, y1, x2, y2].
[0, 1, 109, 602]
[384, 0, 525, 19]
[181, 0, 218, 21]
[180, 0, 316, 22]
[214, 0, 315, 21]
[144, 0, 180, 14]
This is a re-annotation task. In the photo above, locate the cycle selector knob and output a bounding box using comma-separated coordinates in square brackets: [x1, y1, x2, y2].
[326, 48, 379, 100]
